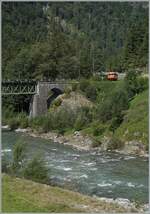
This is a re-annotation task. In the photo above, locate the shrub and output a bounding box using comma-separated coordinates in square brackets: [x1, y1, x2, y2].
[57, 128, 65, 135]
[93, 124, 106, 136]
[109, 115, 123, 133]
[11, 141, 26, 174]
[124, 71, 148, 98]
[64, 87, 72, 97]
[107, 137, 124, 150]
[92, 139, 102, 148]
[41, 117, 51, 133]
[97, 86, 129, 123]
[85, 85, 97, 101]
[74, 115, 84, 131]
[18, 114, 28, 128]
[74, 107, 93, 131]
[29, 116, 45, 130]
[2, 105, 15, 121]
[23, 156, 49, 184]
[79, 79, 89, 92]
[2, 156, 10, 173]
[52, 98, 62, 108]
[72, 82, 78, 91]
[8, 118, 20, 130]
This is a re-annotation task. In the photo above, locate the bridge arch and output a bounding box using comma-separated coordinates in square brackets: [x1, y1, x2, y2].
[47, 87, 63, 109]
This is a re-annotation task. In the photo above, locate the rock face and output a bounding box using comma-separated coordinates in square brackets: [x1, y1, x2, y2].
[57, 92, 93, 111]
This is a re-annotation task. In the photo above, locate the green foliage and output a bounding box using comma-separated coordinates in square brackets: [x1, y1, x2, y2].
[11, 141, 26, 174]
[2, 105, 15, 123]
[92, 123, 107, 136]
[2, 2, 148, 80]
[64, 87, 72, 98]
[71, 82, 79, 91]
[74, 106, 93, 131]
[85, 85, 97, 102]
[125, 71, 148, 99]
[109, 116, 123, 133]
[97, 85, 129, 123]
[8, 118, 20, 130]
[17, 112, 28, 128]
[52, 98, 62, 108]
[107, 137, 124, 150]
[4, 112, 28, 130]
[79, 79, 89, 92]
[74, 115, 84, 131]
[115, 90, 148, 147]
[2, 156, 10, 173]
[23, 156, 49, 184]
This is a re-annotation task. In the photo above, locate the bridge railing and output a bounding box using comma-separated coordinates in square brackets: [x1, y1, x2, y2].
[2, 80, 37, 95]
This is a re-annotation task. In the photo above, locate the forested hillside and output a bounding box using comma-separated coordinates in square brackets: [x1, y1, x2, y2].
[2, 2, 148, 80]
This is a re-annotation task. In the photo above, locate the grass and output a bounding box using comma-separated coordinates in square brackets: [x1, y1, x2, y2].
[2, 174, 133, 213]
[115, 90, 148, 147]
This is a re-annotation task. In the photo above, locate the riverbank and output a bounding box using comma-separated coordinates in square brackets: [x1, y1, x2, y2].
[31, 132, 148, 157]
[2, 174, 148, 213]
[18, 127, 149, 157]
[2, 125, 148, 157]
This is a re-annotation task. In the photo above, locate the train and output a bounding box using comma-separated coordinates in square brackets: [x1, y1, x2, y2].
[107, 70, 118, 81]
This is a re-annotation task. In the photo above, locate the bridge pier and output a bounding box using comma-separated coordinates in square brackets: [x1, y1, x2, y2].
[29, 81, 66, 117]
[29, 94, 47, 118]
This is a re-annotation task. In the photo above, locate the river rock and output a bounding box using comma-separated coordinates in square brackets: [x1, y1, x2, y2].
[2, 125, 11, 131]
[74, 131, 80, 136]
[15, 128, 28, 133]
[115, 198, 131, 207]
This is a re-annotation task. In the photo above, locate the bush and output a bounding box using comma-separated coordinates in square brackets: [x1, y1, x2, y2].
[124, 71, 148, 98]
[74, 107, 93, 131]
[64, 87, 72, 97]
[107, 137, 124, 150]
[52, 98, 62, 108]
[97, 86, 129, 123]
[109, 115, 123, 133]
[17, 112, 28, 128]
[29, 116, 45, 131]
[11, 141, 26, 175]
[74, 115, 84, 131]
[8, 118, 20, 130]
[72, 82, 79, 91]
[79, 79, 89, 92]
[2, 157, 10, 173]
[23, 156, 49, 184]
[2, 106, 15, 124]
[93, 124, 107, 136]
[92, 139, 102, 148]
[85, 85, 97, 101]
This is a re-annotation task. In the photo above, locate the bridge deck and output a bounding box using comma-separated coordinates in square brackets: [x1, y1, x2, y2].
[2, 80, 78, 95]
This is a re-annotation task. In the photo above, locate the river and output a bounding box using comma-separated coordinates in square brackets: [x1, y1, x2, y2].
[2, 131, 148, 204]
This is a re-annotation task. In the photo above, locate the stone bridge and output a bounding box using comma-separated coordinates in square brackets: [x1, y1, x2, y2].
[30, 81, 72, 117]
[2, 80, 75, 117]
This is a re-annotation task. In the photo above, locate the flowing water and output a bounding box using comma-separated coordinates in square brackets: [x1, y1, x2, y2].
[2, 131, 148, 204]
